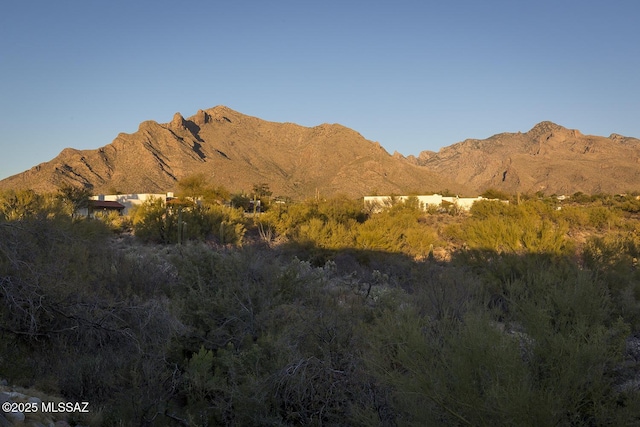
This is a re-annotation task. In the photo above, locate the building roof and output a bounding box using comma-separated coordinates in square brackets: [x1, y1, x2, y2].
[89, 200, 125, 209]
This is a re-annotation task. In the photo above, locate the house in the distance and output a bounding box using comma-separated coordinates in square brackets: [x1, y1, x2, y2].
[86, 193, 175, 216]
[364, 194, 505, 213]
[82, 199, 126, 218]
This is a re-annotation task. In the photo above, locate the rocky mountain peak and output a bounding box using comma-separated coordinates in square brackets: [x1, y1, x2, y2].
[193, 109, 212, 126]
[528, 121, 583, 139]
[526, 121, 566, 138]
[529, 121, 564, 132]
[170, 112, 187, 130]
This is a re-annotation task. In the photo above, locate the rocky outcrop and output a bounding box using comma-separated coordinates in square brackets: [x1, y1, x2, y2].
[169, 112, 187, 131]
[0, 381, 90, 427]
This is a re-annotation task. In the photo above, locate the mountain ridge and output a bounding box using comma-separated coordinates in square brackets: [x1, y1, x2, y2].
[0, 106, 466, 198]
[2, 107, 640, 198]
[409, 121, 640, 195]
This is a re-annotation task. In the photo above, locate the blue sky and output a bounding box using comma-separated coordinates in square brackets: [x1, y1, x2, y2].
[1, 0, 639, 180]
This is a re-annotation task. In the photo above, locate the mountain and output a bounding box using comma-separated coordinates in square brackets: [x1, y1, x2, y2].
[412, 121, 640, 195]
[3, 108, 639, 198]
[0, 106, 464, 199]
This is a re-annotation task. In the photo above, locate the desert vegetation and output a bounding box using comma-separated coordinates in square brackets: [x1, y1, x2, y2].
[1, 185, 640, 426]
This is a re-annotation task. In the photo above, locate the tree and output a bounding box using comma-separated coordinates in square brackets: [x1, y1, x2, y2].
[177, 173, 229, 205]
[177, 173, 209, 201]
[252, 183, 272, 199]
[481, 188, 511, 200]
[130, 196, 169, 243]
[230, 193, 251, 211]
[57, 184, 91, 218]
[252, 183, 272, 213]
[0, 189, 44, 221]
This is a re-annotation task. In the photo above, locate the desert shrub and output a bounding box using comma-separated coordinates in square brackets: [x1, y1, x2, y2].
[261, 196, 441, 257]
[0, 189, 86, 221]
[469, 198, 519, 219]
[316, 195, 366, 223]
[500, 261, 630, 425]
[260, 196, 364, 240]
[259, 200, 320, 237]
[176, 173, 230, 204]
[218, 215, 247, 246]
[170, 246, 280, 353]
[296, 217, 358, 249]
[94, 209, 130, 232]
[130, 196, 168, 242]
[56, 184, 92, 218]
[401, 223, 439, 257]
[0, 189, 58, 221]
[0, 216, 181, 423]
[480, 188, 512, 200]
[406, 261, 478, 321]
[618, 197, 640, 213]
[353, 215, 403, 252]
[556, 205, 590, 227]
[463, 215, 523, 251]
[587, 206, 620, 230]
[463, 215, 565, 253]
[582, 234, 640, 328]
[572, 191, 594, 203]
[462, 201, 571, 255]
[166, 246, 389, 425]
[229, 193, 251, 211]
[182, 203, 246, 244]
[355, 198, 439, 256]
[130, 197, 246, 244]
[181, 344, 271, 425]
[365, 252, 637, 426]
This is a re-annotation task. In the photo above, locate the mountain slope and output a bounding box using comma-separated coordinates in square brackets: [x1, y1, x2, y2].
[0, 106, 465, 198]
[413, 121, 640, 195]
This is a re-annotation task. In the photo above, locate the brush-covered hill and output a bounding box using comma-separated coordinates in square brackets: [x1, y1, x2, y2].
[412, 121, 640, 195]
[0, 106, 465, 199]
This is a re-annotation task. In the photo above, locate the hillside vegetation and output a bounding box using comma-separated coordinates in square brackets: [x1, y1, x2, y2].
[1, 184, 640, 426]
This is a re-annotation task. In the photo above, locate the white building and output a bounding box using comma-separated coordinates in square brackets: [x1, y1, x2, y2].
[90, 193, 174, 215]
[364, 194, 504, 213]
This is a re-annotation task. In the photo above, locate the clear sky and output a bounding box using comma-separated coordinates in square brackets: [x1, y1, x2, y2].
[1, 0, 639, 180]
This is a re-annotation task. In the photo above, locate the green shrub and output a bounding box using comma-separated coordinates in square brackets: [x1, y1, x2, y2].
[365, 254, 635, 426]
[297, 217, 358, 249]
[130, 196, 168, 242]
[587, 206, 619, 230]
[355, 199, 439, 256]
[556, 205, 590, 227]
[582, 234, 640, 328]
[130, 198, 246, 244]
[462, 201, 571, 255]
